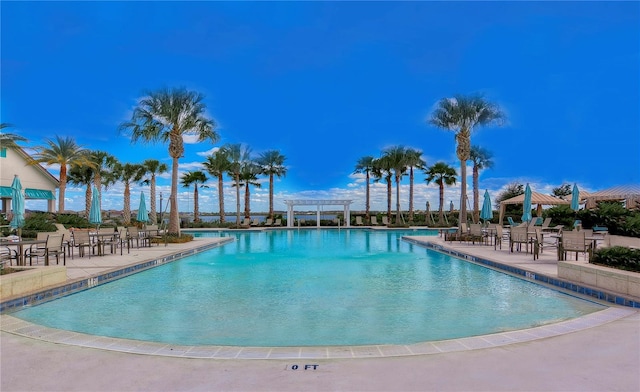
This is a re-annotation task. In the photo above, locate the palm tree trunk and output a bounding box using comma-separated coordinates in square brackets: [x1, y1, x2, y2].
[193, 184, 200, 222]
[269, 173, 274, 220]
[124, 183, 131, 225]
[395, 174, 401, 225]
[365, 171, 370, 222]
[408, 167, 414, 223]
[244, 183, 251, 219]
[459, 159, 467, 230]
[149, 175, 157, 224]
[386, 178, 392, 221]
[438, 182, 445, 224]
[218, 174, 225, 223]
[473, 165, 479, 224]
[235, 173, 240, 228]
[85, 186, 91, 218]
[168, 157, 180, 234]
[58, 166, 67, 212]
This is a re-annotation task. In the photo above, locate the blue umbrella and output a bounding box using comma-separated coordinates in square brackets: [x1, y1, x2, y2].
[137, 192, 149, 223]
[88, 186, 102, 228]
[521, 183, 532, 222]
[571, 183, 580, 211]
[9, 175, 25, 234]
[480, 190, 493, 223]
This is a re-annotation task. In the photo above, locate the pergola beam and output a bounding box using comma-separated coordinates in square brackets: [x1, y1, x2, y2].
[284, 199, 353, 227]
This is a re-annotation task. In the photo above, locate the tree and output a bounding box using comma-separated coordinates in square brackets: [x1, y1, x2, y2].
[354, 156, 375, 222]
[141, 159, 169, 224]
[495, 182, 524, 207]
[469, 145, 494, 223]
[233, 163, 261, 220]
[382, 146, 408, 225]
[30, 136, 95, 213]
[120, 87, 219, 234]
[180, 170, 208, 223]
[424, 162, 457, 225]
[429, 94, 504, 229]
[405, 148, 425, 223]
[372, 155, 393, 222]
[552, 184, 572, 198]
[91, 151, 119, 213]
[67, 164, 94, 218]
[113, 163, 145, 225]
[221, 143, 251, 228]
[203, 150, 231, 223]
[0, 123, 28, 148]
[256, 150, 287, 221]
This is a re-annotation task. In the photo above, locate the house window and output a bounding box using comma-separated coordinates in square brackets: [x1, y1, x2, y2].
[0, 148, 6, 158]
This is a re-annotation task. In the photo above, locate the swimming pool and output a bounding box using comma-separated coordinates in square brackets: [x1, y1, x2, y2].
[14, 229, 605, 346]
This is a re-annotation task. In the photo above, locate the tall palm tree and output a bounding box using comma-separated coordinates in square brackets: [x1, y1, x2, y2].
[180, 170, 208, 223]
[256, 150, 287, 221]
[141, 159, 169, 224]
[203, 150, 231, 223]
[120, 87, 219, 234]
[67, 164, 94, 218]
[0, 123, 28, 148]
[353, 156, 375, 222]
[30, 136, 95, 213]
[424, 162, 457, 225]
[429, 94, 504, 228]
[372, 155, 393, 222]
[383, 146, 408, 225]
[469, 145, 494, 223]
[91, 151, 119, 213]
[221, 143, 251, 228]
[113, 163, 145, 225]
[405, 148, 425, 223]
[233, 163, 261, 220]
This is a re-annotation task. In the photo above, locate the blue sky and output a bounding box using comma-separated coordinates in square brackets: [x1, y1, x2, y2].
[2, 1, 639, 214]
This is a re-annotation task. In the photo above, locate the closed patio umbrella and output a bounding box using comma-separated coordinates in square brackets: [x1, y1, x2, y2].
[137, 192, 149, 223]
[521, 184, 532, 222]
[9, 175, 25, 236]
[88, 186, 102, 229]
[571, 183, 580, 211]
[480, 190, 493, 224]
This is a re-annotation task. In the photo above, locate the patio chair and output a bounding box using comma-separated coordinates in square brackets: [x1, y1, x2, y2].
[509, 226, 533, 254]
[560, 230, 593, 261]
[240, 218, 251, 227]
[251, 218, 260, 226]
[71, 230, 95, 258]
[116, 226, 129, 255]
[127, 227, 149, 248]
[26, 234, 66, 265]
[468, 224, 486, 245]
[273, 218, 282, 226]
[539, 218, 552, 230]
[370, 216, 379, 225]
[492, 225, 504, 250]
[382, 216, 389, 225]
[1, 245, 18, 267]
[264, 218, 273, 226]
[355, 216, 364, 226]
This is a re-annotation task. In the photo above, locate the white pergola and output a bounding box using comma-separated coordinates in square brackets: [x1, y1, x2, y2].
[284, 199, 353, 227]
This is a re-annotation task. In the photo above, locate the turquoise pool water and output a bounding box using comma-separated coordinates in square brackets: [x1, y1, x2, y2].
[14, 229, 604, 346]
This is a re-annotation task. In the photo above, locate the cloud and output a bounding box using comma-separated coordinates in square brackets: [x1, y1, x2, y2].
[196, 146, 220, 157]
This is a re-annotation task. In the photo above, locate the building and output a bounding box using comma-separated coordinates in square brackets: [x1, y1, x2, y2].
[0, 146, 59, 213]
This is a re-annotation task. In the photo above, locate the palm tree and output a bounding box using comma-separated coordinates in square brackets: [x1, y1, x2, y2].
[383, 146, 408, 225]
[405, 148, 425, 223]
[203, 150, 231, 223]
[113, 163, 145, 225]
[180, 170, 208, 223]
[234, 163, 261, 219]
[353, 156, 375, 222]
[429, 94, 504, 228]
[30, 136, 95, 213]
[424, 162, 457, 225]
[91, 151, 119, 213]
[221, 143, 251, 228]
[67, 164, 94, 218]
[256, 150, 287, 221]
[469, 145, 494, 223]
[141, 159, 169, 224]
[120, 87, 219, 234]
[0, 123, 28, 148]
[372, 155, 393, 222]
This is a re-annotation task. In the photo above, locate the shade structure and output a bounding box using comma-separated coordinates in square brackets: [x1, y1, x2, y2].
[498, 190, 570, 224]
[571, 183, 580, 211]
[480, 190, 493, 223]
[88, 186, 102, 227]
[584, 184, 640, 210]
[137, 192, 149, 223]
[521, 184, 532, 222]
[9, 175, 25, 231]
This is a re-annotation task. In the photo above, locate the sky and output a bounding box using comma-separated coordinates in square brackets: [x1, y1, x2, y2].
[2, 1, 639, 215]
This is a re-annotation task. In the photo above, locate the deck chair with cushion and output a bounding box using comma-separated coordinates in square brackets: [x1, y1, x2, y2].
[264, 218, 273, 226]
[355, 216, 364, 226]
[382, 216, 390, 226]
[273, 218, 282, 226]
[370, 216, 379, 225]
[251, 218, 260, 226]
[241, 218, 251, 227]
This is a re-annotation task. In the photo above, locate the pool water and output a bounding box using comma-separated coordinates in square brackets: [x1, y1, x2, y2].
[14, 229, 604, 346]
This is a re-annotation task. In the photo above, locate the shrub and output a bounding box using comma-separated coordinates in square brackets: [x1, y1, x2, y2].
[591, 246, 640, 272]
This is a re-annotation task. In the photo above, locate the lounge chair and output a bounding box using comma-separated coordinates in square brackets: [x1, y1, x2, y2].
[382, 216, 389, 226]
[507, 217, 518, 227]
[273, 218, 282, 226]
[251, 218, 260, 226]
[539, 218, 552, 230]
[355, 216, 364, 226]
[241, 218, 251, 227]
[370, 216, 379, 225]
[264, 218, 273, 226]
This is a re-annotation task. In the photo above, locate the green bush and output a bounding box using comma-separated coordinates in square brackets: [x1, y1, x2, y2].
[592, 246, 640, 272]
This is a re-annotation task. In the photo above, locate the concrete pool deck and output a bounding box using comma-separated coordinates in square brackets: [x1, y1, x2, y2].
[1, 229, 639, 391]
